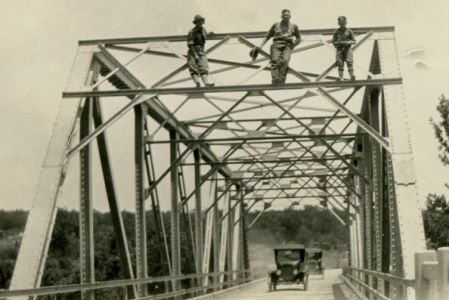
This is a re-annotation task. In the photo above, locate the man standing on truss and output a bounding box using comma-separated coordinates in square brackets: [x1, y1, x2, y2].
[251, 9, 301, 85]
[187, 14, 214, 88]
[332, 16, 356, 81]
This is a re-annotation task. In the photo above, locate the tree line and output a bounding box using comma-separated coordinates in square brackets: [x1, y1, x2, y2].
[1, 198, 448, 293]
[0, 206, 347, 291]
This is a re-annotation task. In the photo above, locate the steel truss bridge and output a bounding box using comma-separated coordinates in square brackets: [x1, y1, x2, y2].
[1, 26, 449, 300]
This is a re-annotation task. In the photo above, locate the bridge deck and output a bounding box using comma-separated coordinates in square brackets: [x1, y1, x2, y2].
[201, 269, 356, 300]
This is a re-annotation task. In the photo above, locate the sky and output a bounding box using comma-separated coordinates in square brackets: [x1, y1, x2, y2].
[1, 0, 449, 212]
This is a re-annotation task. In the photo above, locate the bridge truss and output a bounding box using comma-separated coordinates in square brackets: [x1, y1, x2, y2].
[4, 26, 428, 300]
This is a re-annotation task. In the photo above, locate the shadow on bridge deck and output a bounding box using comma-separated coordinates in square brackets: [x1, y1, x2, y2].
[194, 269, 358, 300]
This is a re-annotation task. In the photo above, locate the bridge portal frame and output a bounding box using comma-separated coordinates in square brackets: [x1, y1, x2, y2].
[4, 26, 427, 300]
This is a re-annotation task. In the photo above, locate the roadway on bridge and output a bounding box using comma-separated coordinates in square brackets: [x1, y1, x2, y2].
[205, 269, 357, 300]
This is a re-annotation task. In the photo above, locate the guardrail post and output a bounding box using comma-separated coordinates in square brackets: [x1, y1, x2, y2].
[437, 247, 449, 300]
[415, 250, 437, 300]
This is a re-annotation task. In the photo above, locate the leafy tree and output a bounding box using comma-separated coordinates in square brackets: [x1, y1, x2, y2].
[431, 94, 449, 164]
[0, 210, 28, 234]
[0, 259, 14, 289]
[0, 205, 348, 292]
[423, 193, 449, 248]
[246, 205, 347, 250]
[425, 95, 449, 248]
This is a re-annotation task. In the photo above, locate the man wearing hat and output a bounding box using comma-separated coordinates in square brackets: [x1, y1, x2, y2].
[251, 9, 301, 84]
[187, 14, 214, 87]
[332, 16, 356, 81]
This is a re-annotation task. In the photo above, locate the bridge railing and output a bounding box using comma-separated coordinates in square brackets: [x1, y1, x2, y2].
[342, 267, 413, 300]
[0, 267, 266, 300]
[342, 247, 449, 300]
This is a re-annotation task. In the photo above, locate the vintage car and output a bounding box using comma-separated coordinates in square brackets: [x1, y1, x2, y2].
[305, 248, 324, 277]
[267, 244, 309, 291]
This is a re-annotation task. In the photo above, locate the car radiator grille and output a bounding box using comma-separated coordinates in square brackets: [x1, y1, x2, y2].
[281, 265, 295, 281]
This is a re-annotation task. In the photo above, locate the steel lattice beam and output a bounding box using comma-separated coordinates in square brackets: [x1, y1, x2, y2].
[78, 26, 394, 45]
[63, 78, 401, 98]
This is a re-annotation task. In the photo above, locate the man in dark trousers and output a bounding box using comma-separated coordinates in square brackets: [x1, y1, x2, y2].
[252, 9, 301, 84]
[332, 16, 356, 81]
[187, 14, 214, 87]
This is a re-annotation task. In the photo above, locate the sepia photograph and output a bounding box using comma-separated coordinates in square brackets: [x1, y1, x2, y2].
[1, 1, 449, 299]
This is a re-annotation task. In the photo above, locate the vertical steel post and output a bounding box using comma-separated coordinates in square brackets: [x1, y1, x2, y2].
[232, 187, 241, 282]
[351, 200, 358, 268]
[349, 192, 359, 268]
[218, 191, 229, 285]
[356, 93, 374, 298]
[367, 40, 383, 295]
[213, 181, 221, 289]
[382, 94, 400, 299]
[170, 130, 181, 292]
[237, 186, 243, 281]
[362, 140, 373, 270]
[387, 153, 403, 299]
[194, 150, 203, 279]
[346, 194, 352, 267]
[226, 187, 234, 285]
[202, 174, 220, 289]
[362, 126, 373, 300]
[369, 88, 383, 294]
[135, 105, 147, 296]
[80, 98, 95, 300]
[240, 187, 250, 280]
[381, 97, 391, 297]
[354, 174, 365, 273]
[202, 209, 214, 287]
[381, 146, 391, 296]
[238, 186, 245, 281]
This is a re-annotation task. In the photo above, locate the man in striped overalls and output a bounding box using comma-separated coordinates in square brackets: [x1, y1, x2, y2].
[187, 14, 214, 87]
[253, 9, 302, 84]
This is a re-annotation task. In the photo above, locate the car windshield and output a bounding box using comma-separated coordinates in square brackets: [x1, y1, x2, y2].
[307, 252, 322, 260]
[277, 250, 301, 263]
